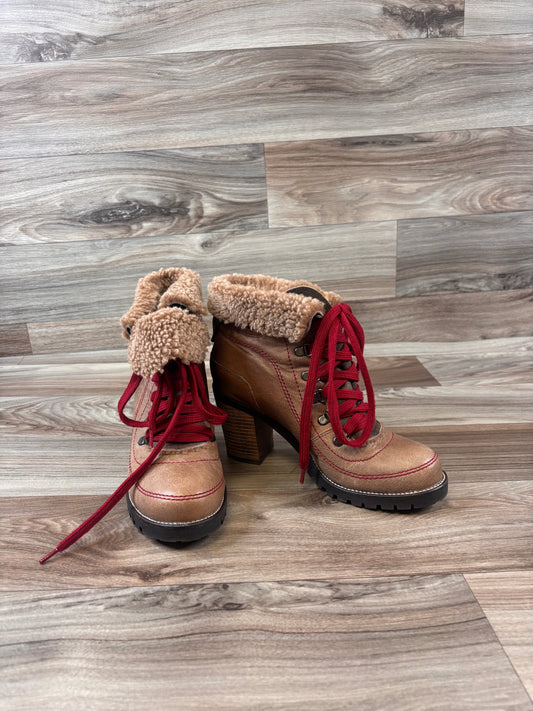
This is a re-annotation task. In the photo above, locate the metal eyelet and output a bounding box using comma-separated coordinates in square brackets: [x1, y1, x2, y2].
[294, 344, 310, 357]
[318, 413, 329, 425]
[138, 435, 147, 446]
[301, 370, 308, 381]
[332, 436, 342, 447]
[313, 389, 325, 404]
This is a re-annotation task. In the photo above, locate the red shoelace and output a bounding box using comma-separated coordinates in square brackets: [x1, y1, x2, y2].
[39, 360, 226, 564]
[299, 302, 376, 482]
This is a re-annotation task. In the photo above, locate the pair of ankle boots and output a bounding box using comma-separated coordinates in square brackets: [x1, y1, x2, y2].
[40, 269, 447, 563]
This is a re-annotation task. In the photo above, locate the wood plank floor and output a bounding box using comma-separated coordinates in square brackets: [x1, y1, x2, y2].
[1, 1, 532, 708]
[2, 35, 532, 158]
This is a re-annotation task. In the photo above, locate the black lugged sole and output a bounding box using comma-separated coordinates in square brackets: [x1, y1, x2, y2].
[127, 489, 227, 543]
[308, 457, 448, 511]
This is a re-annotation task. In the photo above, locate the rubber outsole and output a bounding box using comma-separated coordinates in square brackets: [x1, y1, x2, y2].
[308, 457, 448, 511]
[126, 489, 227, 543]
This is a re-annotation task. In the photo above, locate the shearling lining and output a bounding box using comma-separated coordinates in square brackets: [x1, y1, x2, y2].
[121, 268, 210, 378]
[207, 274, 343, 343]
[128, 307, 210, 378]
[121, 267, 207, 339]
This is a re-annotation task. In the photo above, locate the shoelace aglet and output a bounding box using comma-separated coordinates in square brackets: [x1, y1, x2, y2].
[299, 467, 306, 485]
[39, 547, 61, 565]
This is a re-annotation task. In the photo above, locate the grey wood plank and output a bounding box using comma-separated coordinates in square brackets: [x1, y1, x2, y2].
[397, 212, 533, 296]
[0, 431, 303, 497]
[1, 379, 531, 442]
[1, 382, 531, 438]
[371, 384, 533, 427]
[0, 1, 464, 65]
[265, 127, 533, 227]
[18, 348, 128, 365]
[350, 289, 533, 342]
[1, 221, 396, 328]
[4, 480, 533, 590]
[466, 571, 533, 699]
[418, 352, 533, 386]
[27, 318, 126, 354]
[0, 354, 438, 397]
[3, 420, 531, 498]
[1, 34, 531, 158]
[465, 0, 533, 36]
[366, 337, 533, 384]
[0, 323, 32, 357]
[395, 424, 533, 482]
[368, 333, 533, 386]
[2, 575, 531, 711]
[0, 361, 130, 396]
[0, 146, 268, 244]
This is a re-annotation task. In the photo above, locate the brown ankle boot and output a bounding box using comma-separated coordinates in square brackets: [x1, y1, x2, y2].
[208, 274, 447, 511]
[40, 268, 227, 564]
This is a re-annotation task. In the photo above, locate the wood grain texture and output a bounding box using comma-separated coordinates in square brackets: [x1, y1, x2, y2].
[1, 0, 532, 705]
[367, 336, 533, 386]
[0, 145, 268, 244]
[0, 1, 464, 65]
[2, 383, 531, 443]
[2, 34, 531, 158]
[395, 424, 533, 482]
[2, 575, 532, 711]
[265, 127, 533, 227]
[0, 355, 437, 397]
[397, 212, 533, 296]
[466, 571, 533, 700]
[27, 318, 126, 354]
[0, 323, 31, 356]
[350, 289, 533, 342]
[418, 352, 533, 386]
[1, 221, 396, 328]
[3, 420, 531, 498]
[465, 0, 533, 36]
[3, 481, 533, 591]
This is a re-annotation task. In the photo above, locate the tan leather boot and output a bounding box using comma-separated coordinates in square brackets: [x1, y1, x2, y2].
[119, 268, 227, 542]
[40, 268, 226, 564]
[208, 274, 447, 511]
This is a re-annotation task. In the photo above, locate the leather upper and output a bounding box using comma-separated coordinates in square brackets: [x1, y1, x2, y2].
[211, 322, 444, 496]
[128, 375, 225, 524]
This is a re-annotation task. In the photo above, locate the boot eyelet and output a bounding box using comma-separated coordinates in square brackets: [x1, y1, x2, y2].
[318, 413, 329, 425]
[138, 435, 147, 446]
[301, 370, 308, 381]
[333, 436, 342, 447]
[294, 345, 310, 357]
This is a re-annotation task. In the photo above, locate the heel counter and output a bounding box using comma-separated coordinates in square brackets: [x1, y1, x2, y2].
[210, 323, 258, 408]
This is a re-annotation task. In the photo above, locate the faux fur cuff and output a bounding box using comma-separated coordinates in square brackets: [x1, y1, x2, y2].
[121, 268, 209, 378]
[207, 274, 343, 343]
[121, 268, 207, 339]
[128, 308, 210, 378]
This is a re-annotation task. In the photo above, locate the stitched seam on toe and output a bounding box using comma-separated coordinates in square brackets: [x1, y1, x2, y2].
[317, 451, 439, 481]
[135, 476, 225, 501]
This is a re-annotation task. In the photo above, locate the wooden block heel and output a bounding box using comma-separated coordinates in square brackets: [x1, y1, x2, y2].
[218, 401, 274, 464]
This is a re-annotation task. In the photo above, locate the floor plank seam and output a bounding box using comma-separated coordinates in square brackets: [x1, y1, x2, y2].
[464, 573, 533, 705]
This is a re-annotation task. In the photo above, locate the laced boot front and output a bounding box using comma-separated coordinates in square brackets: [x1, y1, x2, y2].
[40, 268, 227, 564]
[208, 274, 447, 511]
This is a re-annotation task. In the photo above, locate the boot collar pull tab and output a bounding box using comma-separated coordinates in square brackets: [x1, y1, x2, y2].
[285, 285, 332, 313]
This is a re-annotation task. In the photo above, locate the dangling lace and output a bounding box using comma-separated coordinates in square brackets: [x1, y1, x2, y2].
[299, 302, 376, 483]
[39, 361, 226, 564]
